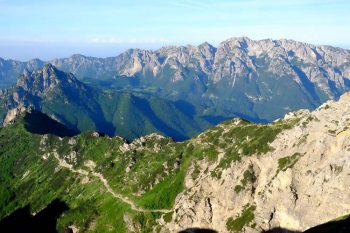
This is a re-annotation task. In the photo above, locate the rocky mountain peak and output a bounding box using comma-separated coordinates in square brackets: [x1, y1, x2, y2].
[25, 58, 44, 68]
[198, 41, 212, 48]
[42, 63, 58, 77]
[15, 64, 82, 96]
[16, 63, 58, 91]
[197, 42, 217, 59]
[70, 54, 86, 59]
[217, 36, 252, 53]
[22, 67, 30, 77]
[225, 36, 251, 42]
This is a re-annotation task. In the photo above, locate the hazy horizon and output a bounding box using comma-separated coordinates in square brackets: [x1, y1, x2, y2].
[1, 0, 350, 60]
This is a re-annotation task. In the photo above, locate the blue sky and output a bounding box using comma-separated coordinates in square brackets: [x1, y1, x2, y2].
[0, 0, 349, 60]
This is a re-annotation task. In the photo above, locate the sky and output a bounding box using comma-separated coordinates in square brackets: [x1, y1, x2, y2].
[0, 0, 349, 61]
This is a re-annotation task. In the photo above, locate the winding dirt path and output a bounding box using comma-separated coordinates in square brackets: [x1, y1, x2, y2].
[52, 152, 172, 213]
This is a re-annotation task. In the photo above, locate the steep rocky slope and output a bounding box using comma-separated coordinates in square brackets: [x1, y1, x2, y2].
[1, 92, 350, 232]
[163, 94, 350, 232]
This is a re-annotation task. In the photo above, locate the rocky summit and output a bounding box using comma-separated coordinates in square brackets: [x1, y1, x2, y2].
[0, 90, 350, 232]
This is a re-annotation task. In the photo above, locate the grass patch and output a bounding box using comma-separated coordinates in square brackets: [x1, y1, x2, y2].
[226, 205, 256, 232]
[217, 118, 299, 169]
[277, 153, 301, 174]
[136, 157, 190, 210]
[191, 163, 201, 181]
[234, 166, 255, 194]
[163, 211, 173, 223]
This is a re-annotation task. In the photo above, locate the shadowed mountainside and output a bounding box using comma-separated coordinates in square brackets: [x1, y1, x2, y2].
[0, 199, 68, 233]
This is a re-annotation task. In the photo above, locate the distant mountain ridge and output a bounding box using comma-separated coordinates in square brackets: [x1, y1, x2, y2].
[1, 37, 350, 138]
[2, 37, 350, 96]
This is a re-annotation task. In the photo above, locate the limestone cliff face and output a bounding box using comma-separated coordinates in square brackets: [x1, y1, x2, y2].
[161, 93, 350, 233]
[105, 37, 350, 100]
[3, 105, 27, 126]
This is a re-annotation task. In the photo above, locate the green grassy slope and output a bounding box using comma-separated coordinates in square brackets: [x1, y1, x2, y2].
[0, 110, 302, 232]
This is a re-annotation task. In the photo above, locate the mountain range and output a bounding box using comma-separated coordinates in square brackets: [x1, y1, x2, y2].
[0, 37, 350, 140]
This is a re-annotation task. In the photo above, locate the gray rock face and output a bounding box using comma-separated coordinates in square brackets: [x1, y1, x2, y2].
[161, 93, 350, 233]
[76, 37, 349, 100]
[16, 63, 82, 95]
[3, 104, 26, 126]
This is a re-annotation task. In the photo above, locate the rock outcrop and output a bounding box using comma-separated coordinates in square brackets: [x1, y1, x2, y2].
[3, 105, 26, 126]
[162, 93, 350, 233]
